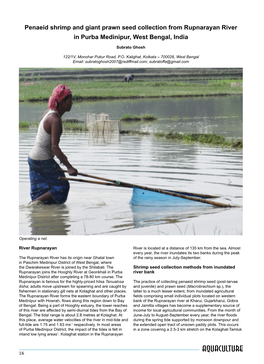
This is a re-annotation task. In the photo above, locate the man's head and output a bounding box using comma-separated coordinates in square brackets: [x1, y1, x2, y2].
[48, 85, 72, 113]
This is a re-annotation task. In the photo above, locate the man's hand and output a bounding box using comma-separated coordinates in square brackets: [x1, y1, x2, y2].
[67, 167, 78, 176]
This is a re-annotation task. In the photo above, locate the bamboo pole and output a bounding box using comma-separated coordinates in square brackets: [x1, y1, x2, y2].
[59, 175, 238, 208]
[59, 177, 115, 187]
[60, 170, 218, 198]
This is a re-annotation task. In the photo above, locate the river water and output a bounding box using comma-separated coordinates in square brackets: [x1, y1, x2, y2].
[19, 96, 243, 235]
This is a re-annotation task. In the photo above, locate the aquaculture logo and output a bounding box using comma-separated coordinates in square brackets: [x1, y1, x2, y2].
[202, 345, 243, 353]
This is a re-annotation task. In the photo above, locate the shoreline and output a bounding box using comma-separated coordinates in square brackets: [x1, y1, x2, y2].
[19, 92, 242, 103]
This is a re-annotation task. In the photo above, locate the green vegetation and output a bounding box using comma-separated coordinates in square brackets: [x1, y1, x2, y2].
[154, 132, 243, 149]
[62, 122, 89, 131]
[141, 114, 157, 120]
[120, 114, 141, 121]
[120, 114, 157, 121]
[19, 78, 242, 102]
[19, 121, 30, 128]
[19, 120, 89, 132]
[19, 68, 242, 82]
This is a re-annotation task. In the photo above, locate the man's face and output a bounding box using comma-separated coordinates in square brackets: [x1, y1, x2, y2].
[63, 95, 73, 112]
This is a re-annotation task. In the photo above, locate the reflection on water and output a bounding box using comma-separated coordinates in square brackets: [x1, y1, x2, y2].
[129, 204, 221, 230]
[20, 203, 71, 235]
[19, 96, 243, 235]
[19, 132, 242, 235]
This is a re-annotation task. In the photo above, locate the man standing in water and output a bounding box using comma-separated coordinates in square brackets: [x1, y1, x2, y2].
[28, 84, 78, 204]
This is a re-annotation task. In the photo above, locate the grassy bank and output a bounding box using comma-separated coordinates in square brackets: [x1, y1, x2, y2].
[19, 68, 243, 82]
[154, 132, 243, 149]
[120, 114, 158, 121]
[19, 121, 31, 129]
[19, 121, 89, 131]
[19, 79, 242, 102]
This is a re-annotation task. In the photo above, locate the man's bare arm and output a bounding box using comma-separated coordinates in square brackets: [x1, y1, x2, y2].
[50, 117, 78, 175]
